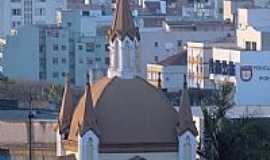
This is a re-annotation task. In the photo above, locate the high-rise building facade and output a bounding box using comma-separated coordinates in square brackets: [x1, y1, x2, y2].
[0, 0, 67, 38]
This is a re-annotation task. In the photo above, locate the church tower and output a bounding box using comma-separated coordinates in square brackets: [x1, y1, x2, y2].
[77, 73, 100, 160]
[177, 75, 198, 160]
[56, 74, 74, 156]
[107, 0, 141, 79]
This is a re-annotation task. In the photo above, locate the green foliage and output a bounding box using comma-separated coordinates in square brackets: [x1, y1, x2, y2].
[47, 84, 63, 105]
[0, 79, 63, 107]
[200, 83, 270, 160]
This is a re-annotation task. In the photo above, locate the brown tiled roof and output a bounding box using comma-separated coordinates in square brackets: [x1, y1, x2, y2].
[58, 76, 74, 136]
[108, 0, 140, 42]
[158, 51, 187, 66]
[68, 77, 178, 145]
[68, 82, 100, 140]
[176, 82, 198, 136]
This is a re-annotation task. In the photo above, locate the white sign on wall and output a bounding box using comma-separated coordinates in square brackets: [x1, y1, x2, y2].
[235, 52, 270, 106]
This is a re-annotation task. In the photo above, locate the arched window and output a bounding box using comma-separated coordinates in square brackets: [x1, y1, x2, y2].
[184, 136, 192, 160]
[88, 137, 94, 160]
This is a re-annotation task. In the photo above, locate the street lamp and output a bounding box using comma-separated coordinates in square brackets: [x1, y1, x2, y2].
[28, 90, 35, 160]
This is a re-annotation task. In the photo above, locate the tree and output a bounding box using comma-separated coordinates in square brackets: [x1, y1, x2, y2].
[199, 83, 270, 160]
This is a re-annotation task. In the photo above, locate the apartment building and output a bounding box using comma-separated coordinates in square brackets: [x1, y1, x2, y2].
[147, 52, 187, 92]
[4, 9, 111, 86]
[187, 8, 270, 90]
[0, 0, 67, 38]
[139, 20, 234, 77]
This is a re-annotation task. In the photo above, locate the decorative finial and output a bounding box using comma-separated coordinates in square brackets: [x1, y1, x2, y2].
[86, 71, 90, 85]
[183, 74, 187, 89]
[157, 72, 162, 89]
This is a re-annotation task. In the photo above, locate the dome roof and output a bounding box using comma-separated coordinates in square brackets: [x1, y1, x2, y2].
[68, 77, 178, 145]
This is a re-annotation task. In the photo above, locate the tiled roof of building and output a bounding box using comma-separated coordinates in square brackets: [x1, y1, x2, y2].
[68, 76, 179, 146]
[158, 51, 187, 66]
[68, 76, 100, 140]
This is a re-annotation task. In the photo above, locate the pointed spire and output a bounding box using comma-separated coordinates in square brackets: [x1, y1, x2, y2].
[79, 72, 100, 136]
[177, 74, 198, 136]
[108, 0, 140, 42]
[58, 73, 74, 136]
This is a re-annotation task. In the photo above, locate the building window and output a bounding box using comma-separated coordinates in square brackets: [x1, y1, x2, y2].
[209, 58, 214, 74]
[154, 42, 158, 47]
[222, 61, 227, 75]
[53, 72, 59, 78]
[79, 58, 83, 64]
[78, 45, 83, 50]
[86, 43, 95, 52]
[154, 56, 159, 62]
[11, 9, 22, 16]
[245, 41, 251, 50]
[228, 62, 236, 76]
[88, 138, 94, 160]
[87, 59, 93, 65]
[105, 57, 110, 65]
[215, 60, 221, 74]
[252, 42, 257, 51]
[95, 57, 101, 62]
[53, 57, 58, 65]
[105, 44, 110, 51]
[82, 11, 90, 16]
[67, 22, 72, 27]
[11, 0, 21, 2]
[35, 8, 46, 16]
[177, 40, 182, 47]
[53, 44, 59, 51]
[61, 45, 67, 51]
[96, 44, 101, 48]
[62, 58, 66, 64]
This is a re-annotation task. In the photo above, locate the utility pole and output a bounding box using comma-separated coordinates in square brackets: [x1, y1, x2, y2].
[28, 91, 34, 160]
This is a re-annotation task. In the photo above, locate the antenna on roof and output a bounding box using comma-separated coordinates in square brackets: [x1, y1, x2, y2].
[183, 74, 187, 89]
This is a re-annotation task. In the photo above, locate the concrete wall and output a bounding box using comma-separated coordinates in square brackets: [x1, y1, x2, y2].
[4, 25, 40, 81]
[0, 120, 57, 160]
[212, 48, 240, 62]
[262, 32, 270, 51]
[237, 27, 262, 50]
[163, 65, 186, 92]
[0, 120, 56, 145]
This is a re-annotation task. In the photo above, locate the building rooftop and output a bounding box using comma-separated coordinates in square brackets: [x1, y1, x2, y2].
[164, 20, 234, 31]
[0, 108, 57, 121]
[157, 51, 187, 66]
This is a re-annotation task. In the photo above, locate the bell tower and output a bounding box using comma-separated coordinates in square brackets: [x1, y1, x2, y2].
[107, 0, 141, 79]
